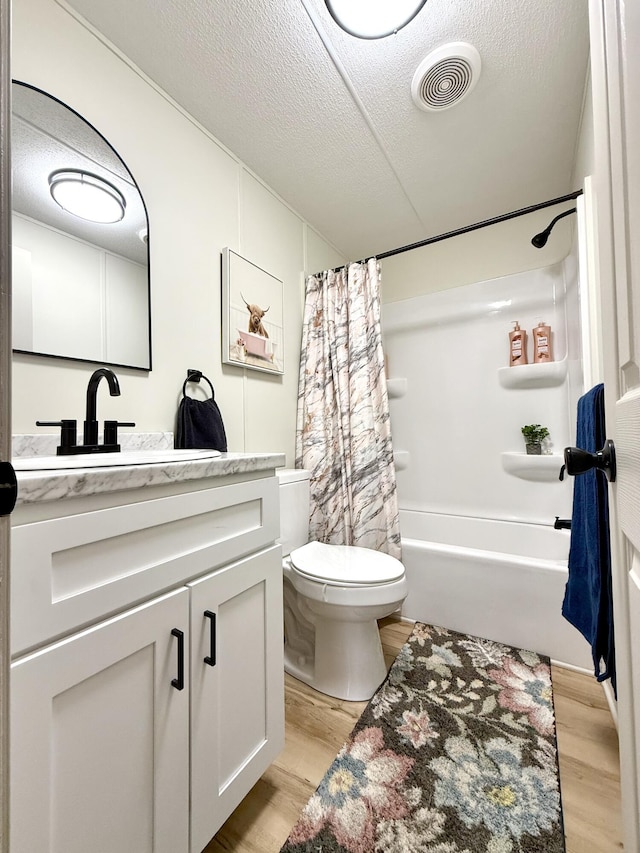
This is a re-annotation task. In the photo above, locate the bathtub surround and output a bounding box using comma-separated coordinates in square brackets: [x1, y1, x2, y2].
[382, 255, 593, 668]
[383, 262, 576, 524]
[296, 259, 400, 558]
[279, 621, 564, 853]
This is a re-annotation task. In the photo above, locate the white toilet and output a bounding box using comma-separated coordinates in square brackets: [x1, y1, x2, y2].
[276, 468, 407, 701]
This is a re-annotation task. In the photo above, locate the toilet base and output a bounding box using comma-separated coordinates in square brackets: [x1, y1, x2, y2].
[284, 613, 390, 701]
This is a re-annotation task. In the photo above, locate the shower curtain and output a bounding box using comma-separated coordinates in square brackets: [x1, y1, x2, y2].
[296, 258, 401, 559]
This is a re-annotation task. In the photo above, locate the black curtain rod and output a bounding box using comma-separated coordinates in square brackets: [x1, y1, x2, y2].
[327, 189, 583, 272]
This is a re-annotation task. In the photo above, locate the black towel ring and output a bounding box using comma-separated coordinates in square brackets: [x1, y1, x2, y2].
[183, 369, 215, 399]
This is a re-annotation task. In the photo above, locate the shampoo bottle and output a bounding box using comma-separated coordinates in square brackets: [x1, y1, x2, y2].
[533, 321, 553, 363]
[509, 321, 528, 366]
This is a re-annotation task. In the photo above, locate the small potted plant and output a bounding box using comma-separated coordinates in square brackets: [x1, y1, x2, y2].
[521, 424, 550, 455]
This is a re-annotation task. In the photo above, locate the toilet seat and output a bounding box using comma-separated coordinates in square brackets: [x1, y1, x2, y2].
[289, 540, 404, 587]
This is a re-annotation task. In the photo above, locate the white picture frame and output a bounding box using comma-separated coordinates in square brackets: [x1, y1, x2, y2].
[221, 248, 284, 375]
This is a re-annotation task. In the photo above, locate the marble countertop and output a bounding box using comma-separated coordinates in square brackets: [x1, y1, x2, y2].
[15, 451, 286, 505]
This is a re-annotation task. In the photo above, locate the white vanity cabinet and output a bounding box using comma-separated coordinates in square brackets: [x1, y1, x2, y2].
[11, 587, 192, 853]
[10, 465, 284, 853]
[189, 547, 284, 853]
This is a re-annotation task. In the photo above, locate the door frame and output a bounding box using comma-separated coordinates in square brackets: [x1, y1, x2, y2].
[0, 0, 11, 849]
[0, 2, 636, 851]
[589, 0, 640, 848]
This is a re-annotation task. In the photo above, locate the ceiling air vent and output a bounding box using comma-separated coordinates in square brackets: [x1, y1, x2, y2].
[411, 42, 481, 112]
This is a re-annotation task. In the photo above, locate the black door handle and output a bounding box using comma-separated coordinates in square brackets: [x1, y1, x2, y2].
[563, 439, 616, 482]
[204, 610, 216, 667]
[171, 628, 185, 690]
[0, 461, 18, 516]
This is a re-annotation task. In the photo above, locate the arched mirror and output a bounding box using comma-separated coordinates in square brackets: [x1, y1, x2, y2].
[11, 82, 151, 370]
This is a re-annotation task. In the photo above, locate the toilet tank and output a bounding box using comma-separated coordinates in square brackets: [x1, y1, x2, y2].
[276, 468, 310, 556]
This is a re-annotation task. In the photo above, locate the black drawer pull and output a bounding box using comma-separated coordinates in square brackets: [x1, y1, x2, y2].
[204, 610, 216, 667]
[171, 628, 185, 690]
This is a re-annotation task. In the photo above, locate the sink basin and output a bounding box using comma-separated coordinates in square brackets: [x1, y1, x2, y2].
[13, 448, 222, 471]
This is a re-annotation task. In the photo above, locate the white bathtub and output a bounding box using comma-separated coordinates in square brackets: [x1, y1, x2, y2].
[399, 510, 592, 669]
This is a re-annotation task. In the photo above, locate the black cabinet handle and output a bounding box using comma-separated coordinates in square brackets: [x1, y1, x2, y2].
[171, 628, 185, 690]
[204, 610, 216, 667]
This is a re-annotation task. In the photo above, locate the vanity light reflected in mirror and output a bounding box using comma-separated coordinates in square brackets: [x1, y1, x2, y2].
[11, 81, 152, 371]
[49, 169, 126, 223]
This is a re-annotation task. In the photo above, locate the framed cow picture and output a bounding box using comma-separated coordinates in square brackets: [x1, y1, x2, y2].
[221, 248, 284, 375]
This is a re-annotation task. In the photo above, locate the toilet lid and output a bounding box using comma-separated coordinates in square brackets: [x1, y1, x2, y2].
[289, 541, 404, 586]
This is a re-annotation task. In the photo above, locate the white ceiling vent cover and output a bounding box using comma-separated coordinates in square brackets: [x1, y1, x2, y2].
[411, 42, 481, 112]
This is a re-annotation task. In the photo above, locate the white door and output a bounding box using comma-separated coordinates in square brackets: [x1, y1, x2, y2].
[10, 587, 190, 853]
[0, 2, 12, 851]
[590, 1, 640, 849]
[188, 545, 284, 853]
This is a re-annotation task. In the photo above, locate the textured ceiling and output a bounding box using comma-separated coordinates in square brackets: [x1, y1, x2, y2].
[61, 0, 590, 260]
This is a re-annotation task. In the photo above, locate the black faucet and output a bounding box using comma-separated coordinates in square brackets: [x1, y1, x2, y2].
[84, 368, 121, 447]
[554, 517, 572, 530]
[37, 367, 135, 455]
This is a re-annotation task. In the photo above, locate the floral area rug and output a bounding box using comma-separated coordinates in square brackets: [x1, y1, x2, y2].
[279, 622, 565, 853]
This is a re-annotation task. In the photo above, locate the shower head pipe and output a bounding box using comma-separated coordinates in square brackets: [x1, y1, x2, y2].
[531, 207, 577, 248]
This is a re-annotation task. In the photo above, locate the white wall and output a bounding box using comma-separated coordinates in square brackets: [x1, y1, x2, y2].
[572, 70, 594, 189]
[380, 205, 573, 303]
[11, 0, 346, 464]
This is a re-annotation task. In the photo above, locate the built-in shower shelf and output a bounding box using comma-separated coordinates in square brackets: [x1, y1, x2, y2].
[501, 452, 564, 482]
[386, 378, 408, 398]
[393, 450, 410, 471]
[498, 359, 567, 389]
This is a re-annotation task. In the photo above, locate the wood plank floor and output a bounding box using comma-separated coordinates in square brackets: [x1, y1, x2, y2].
[205, 618, 623, 853]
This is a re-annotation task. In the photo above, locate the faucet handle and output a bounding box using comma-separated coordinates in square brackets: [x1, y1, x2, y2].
[36, 419, 78, 452]
[103, 420, 136, 448]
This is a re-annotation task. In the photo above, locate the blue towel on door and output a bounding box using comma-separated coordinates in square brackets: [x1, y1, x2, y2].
[561, 383, 615, 693]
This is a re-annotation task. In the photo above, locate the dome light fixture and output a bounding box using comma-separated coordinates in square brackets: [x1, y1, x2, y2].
[325, 0, 428, 39]
[48, 169, 126, 224]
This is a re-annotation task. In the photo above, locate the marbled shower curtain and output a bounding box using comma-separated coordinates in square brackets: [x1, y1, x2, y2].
[296, 258, 401, 559]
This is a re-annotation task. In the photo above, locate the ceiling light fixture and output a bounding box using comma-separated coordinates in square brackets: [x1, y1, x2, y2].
[48, 169, 126, 224]
[325, 0, 427, 39]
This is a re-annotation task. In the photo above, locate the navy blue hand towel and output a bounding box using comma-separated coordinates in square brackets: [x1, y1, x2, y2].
[561, 383, 615, 693]
[176, 380, 227, 452]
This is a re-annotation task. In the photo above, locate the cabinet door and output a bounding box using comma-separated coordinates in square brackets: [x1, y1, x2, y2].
[188, 545, 284, 853]
[11, 588, 190, 853]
